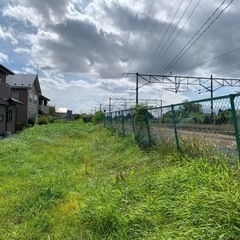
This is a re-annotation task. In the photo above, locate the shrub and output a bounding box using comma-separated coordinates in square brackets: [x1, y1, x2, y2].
[38, 115, 55, 125]
[93, 111, 104, 124]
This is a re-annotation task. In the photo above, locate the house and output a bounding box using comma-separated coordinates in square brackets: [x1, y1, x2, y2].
[0, 64, 22, 136]
[6, 74, 50, 127]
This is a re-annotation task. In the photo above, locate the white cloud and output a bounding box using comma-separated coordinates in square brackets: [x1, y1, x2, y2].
[14, 47, 31, 54]
[0, 26, 18, 44]
[1, 0, 240, 113]
[0, 52, 9, 62]
[2, 4, 43, 27]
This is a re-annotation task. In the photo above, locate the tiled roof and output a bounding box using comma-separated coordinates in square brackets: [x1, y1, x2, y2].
[6, 74, 41, 93]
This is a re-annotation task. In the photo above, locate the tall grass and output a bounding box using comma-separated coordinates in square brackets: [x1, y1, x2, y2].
[0, 121, 239, 239]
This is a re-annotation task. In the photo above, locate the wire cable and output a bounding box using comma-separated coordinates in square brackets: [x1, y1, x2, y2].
[176, 46, 240, 74]
[161, 0, 232, 74]
[140, 0, 179, 72]
[144, 0, 184, 73]
[128, 0, 156, 72]
[124, 0, 136, 60]
[148, 0, 197, 73]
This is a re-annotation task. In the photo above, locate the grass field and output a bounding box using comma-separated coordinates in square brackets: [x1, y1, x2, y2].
[0, 121, 240, 239]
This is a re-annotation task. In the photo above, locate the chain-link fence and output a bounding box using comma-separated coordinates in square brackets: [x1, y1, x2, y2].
[105, 93, 240, 163]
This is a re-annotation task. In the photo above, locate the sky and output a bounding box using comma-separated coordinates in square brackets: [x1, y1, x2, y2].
[1, 0, 240, 113]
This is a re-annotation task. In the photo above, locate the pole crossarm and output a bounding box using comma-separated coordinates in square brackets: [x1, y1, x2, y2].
[122, 72, 240, 105]
[122, 73, 240, 92]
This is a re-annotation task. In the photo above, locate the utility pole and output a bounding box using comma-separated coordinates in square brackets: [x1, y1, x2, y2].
[136, 72, 139, 105]
[109, 97, 111, 113]
[160, 99, 163, 117]
[211, 75, 214, 123]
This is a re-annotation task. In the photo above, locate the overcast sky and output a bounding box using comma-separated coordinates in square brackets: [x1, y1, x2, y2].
[1, 0, 240, 113]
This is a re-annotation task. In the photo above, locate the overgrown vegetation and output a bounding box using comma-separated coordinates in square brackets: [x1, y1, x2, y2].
[0, 121, 239, 239]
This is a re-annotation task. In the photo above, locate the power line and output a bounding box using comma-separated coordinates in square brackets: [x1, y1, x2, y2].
[162, 0, 233, 74]
[151, 0, 202, 73]
[141, 0, 179, 72]
[128, 0, 156, 72]
[148, 0, 199, 73]
[177, 46, 240, 74]
[144, 0, 184, 73]
[124, 0, 136, 60]
[215, 64, 240, 76]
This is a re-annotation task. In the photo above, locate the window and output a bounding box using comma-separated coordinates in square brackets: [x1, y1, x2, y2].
[29, 93, 33, 103]
[33, 95, 37, 104]
[12, 91, 19, 100]
[7, 110, 13, 122]
[0, 114, 3, 122]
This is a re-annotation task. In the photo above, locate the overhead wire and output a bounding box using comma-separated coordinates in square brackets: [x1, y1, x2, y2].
[217, 66, 240, 76]
[140, 0, 179, 72]
[161, 0, 233, 74]
[149, 0, 202, 73]
[176, 46, 240, 74]
[128, 0, 156, 72]
[148, 0, 201, 72]
[124, 0, 136, 60]
[144, 0, 184, 73]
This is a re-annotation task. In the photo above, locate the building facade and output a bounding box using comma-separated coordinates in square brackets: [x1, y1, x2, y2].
[6, 74, 50, 127]
[0, 64, 19, 136]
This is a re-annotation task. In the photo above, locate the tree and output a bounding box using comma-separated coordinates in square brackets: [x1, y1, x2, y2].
[179, 100, 203, 118]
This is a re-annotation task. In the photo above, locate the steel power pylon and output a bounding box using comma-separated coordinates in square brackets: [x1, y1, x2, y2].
[122, 72, 240, 104]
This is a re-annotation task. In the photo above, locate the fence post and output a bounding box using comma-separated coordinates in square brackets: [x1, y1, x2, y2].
[229, 94, 240, 162]
[103, 110, 106, 127]
[121, 110, 125, 136]
[131, 109, 135, 136]
[171, 105, 180, 151]
[145, 109, 152, 146]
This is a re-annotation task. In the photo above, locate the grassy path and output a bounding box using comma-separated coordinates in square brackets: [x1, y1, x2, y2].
[0, 121, 239, 239]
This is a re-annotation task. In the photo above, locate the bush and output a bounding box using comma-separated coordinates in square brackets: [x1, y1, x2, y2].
[38, 115, 55, 125]
[28, 117, 35, 126]
[93, 111, 104, 124]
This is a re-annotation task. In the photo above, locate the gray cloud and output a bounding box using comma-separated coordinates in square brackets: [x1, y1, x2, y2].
[2, 0, 240, 112]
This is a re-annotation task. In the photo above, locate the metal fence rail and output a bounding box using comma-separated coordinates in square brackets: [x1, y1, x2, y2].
[104, 93, 240, 163]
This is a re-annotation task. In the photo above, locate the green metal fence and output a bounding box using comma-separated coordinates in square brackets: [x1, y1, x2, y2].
[105, 93, 240, 163]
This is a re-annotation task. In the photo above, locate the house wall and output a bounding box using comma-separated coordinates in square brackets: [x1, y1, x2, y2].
[7, 105, 16, 133]
[0, 104, 16, 135]
[0, 68, 16, 135]
[0, 82, 11, 99]
[0, 72, 7, 84]
[27, 87, 39, 121]
[15, 89, 28, 126]
[0, 105, 6, 136]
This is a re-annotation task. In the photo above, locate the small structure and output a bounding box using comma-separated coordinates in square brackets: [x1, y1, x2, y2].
[55, 107, 68, 119]
[55, 108, 73, 120]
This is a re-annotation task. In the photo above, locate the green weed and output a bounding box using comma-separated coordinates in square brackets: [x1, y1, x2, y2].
[0, 121, 239, 239]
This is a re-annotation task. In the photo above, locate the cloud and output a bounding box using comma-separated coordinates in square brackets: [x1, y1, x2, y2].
[0, 25, 18, 44]
[1, 0, 240, 113]
[14, 47, 31, 54]
[0, 52, 9, 62]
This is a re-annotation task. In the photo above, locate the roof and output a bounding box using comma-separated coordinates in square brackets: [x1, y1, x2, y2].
[7, 97, 24, 105]
[0, 64, 14, 75]
[6, 74, 41, 93]
[0, 97, 23, 105]
[39, 94, 50, 101]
